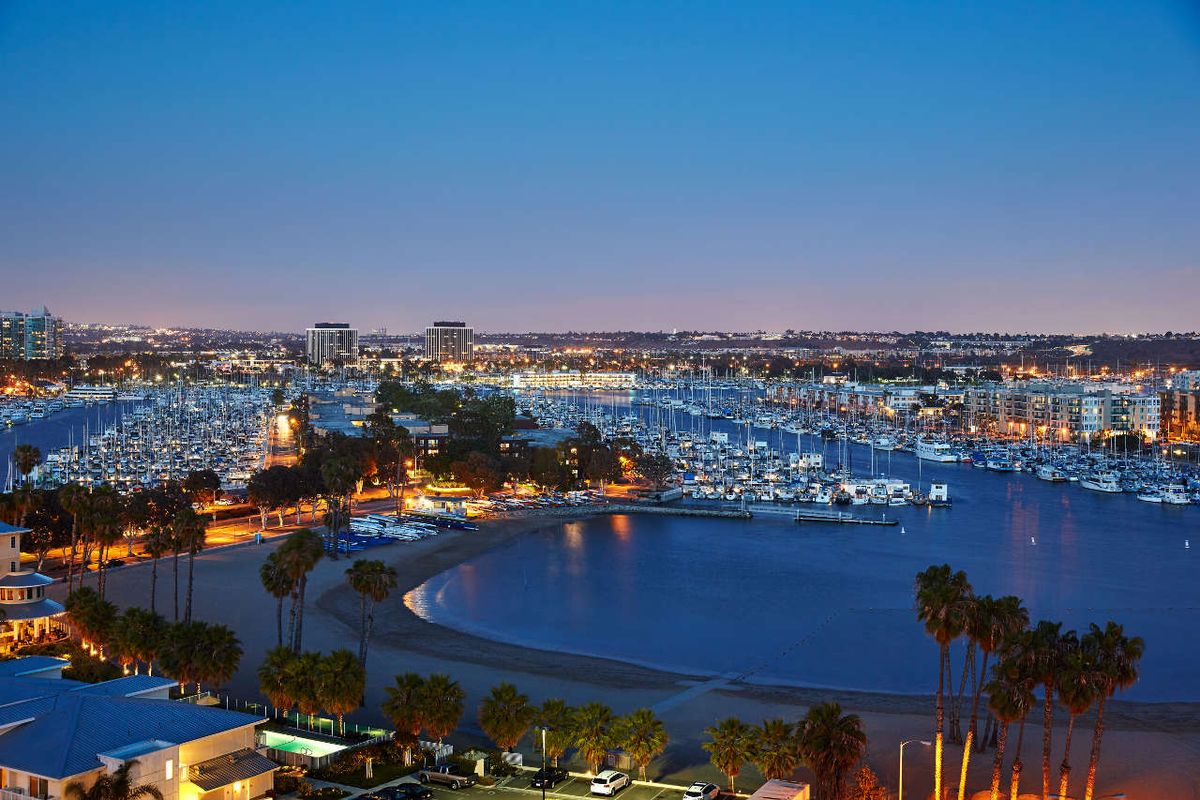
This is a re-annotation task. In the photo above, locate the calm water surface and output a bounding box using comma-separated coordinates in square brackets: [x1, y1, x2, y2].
[411, 395, 1199, 702]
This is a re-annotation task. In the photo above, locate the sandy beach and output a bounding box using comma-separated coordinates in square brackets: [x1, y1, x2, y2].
[75, 510, 1200, 799]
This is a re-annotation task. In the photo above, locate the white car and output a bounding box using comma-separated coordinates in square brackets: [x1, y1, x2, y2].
[590, 771, 630, 796]
[684, 783, 720, 800]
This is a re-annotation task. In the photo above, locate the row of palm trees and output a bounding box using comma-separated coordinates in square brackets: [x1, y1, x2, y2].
[377, 676, 670, 781]
[64, 587, 243, 692]
[703, 704, 866, 800]
[916, 564, 1144, 800]
[257, 645, 367, 735]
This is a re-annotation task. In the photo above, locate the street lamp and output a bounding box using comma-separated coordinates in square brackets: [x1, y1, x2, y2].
[898, 739, 931, 800]
[539, 726, 549, 800]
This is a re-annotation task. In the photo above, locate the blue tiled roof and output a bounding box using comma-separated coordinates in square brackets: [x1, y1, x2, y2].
[0, 656, 68, 678]
[0, 597, 66, 621]
[0, 522, 29, 535]
[0, 691, 263, 779]
[72, 674, 174, 697]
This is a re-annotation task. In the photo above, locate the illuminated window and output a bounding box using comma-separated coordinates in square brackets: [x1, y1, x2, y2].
[165, 759, 173, 780]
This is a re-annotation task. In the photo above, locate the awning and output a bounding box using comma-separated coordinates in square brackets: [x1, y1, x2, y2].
[188, 748, 278, 791]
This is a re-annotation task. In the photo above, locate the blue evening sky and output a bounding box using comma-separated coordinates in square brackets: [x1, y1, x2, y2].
[2, 1, 1198, 333]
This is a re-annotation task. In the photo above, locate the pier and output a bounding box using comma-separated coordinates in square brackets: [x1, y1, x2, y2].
[603, 504, 753, 520]
[749, 504, 897, 525]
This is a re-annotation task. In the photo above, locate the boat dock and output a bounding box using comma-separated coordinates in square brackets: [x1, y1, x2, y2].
[605, 504, 753, 520]
[750, 504, 897, 525]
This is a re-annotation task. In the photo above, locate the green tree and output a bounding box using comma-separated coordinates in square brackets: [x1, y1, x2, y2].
[346, 558, 398, 664]
[478, 681, 535, 751]
[985, 646, 1035, 800]
[1055, 635, 1100, 799]
[1031, 620, 1066, 800]
[570, 702, 615, 774]
[797, 702, 866, 800]
[634, 452, 675, 490]
[703, 717, 753, 792]
[420, 673, 465, 745]
[1081, 622, 1144, 800]
[617, 708, 668, 782]
[173, 508, 207, 623]
[383, 672, 427, 763]
[320, 648, 366, 735]
[751, 718, 798, 782]
[260, 553, 296, 648]
[278, 528, 324, 651]
[65, 760, 163, 800]
[846, 767, 888, 800]
[914, 564, 972, 800]
[258, 645, 298, 712]
[535, 698, 574, 766]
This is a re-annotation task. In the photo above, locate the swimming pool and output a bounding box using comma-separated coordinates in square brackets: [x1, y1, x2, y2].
[259, 730, 347, 757]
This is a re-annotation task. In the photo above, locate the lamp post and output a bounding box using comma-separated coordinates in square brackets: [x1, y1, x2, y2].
[540, 727, 548, 800]
[898, 739, 931, 800]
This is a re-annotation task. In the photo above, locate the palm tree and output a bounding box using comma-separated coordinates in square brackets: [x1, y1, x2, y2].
[195, 622, 242, 691]
[143, 526, 172, 615]
[535, 698, 574, 766]
[618, 708, 668, 782]
[58, 482, 87, 593]
[915, 564, 972, 800]
[959, 595, 1028, 800]
[997, 628, 1038, 800]
[985, 653, 1034, 800]
[478, 681, 535, 751]
[383, 672, 427, 764]
[1030, 620, 1066, 800]
[320, 456, 360, 557]
[1081, 622, 1144, 800]
[320, 648, 365, 735]
[113, 607, 167, 675]
[703, 717, 753, 792]
[258, 645, 298, 713]
[12, 444, 41, 524]
[796, 702, 865, 800]
[64, 587, 117, 654]
[1055, 635, 1099, 800]
[278, 528, 324, 651]
[173, 508, 206, 623]
[346, 558, 398, 664]
[288, 650, 325, 728]
[260, 554, 295, 647]
[751, 718, 798, 781]
[420, 673, 465, 746]
[571, 702, 615, 774]
[65, 760, 163, 800]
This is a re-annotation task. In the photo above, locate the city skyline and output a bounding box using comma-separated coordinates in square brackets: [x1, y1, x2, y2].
[3, 1, 1199, 332]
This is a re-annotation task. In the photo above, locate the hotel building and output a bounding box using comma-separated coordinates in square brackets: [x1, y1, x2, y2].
[0, 308, 64, 360]
[425, 322, 473, 363]
[0, 523, 66, 652]
[963, 382, 1160, 441]
[0, 656, 276, 800]
[304, 323, 359, 367]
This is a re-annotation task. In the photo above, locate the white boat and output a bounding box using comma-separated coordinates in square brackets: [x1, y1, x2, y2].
[1036, 465, 1068, 482]
[1136, 490, 1163, 503]
[1163, 485, 1192, 505]
[1080, 472, 1123, 493]
[916, 437, 956, 463]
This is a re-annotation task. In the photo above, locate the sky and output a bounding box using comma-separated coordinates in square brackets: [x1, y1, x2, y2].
[2, 1, 1199, 334]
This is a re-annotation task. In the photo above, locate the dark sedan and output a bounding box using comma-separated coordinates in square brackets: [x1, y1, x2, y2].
[376, 785, 434, 800]
[530, 767, 570, 789]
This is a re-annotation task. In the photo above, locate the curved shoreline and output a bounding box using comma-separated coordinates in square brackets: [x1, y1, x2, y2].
[314, 508, 1200, 733]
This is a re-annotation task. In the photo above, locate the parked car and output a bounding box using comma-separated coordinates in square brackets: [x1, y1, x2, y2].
[590, 771, 630, 796]
[105, 558, 125, 569]
[530, 767, 570, 789]
[418, 769, 476, 790]
[376, 785, 433, 800]
[683, 783, 720, 800]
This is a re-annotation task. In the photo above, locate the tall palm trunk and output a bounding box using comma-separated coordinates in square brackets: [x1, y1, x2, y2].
[184, 549, 197, 622]
[358, 592, 369, 664]
[150, 556, 159, 614]
[936, 643, 946, 800]
[958, 649, 992, 800]
[953, 641, 975, 743]
[989, 721, 1008, 800]
[275, 594, 285, 647]
[363, 601, 378, 665]
[172, 546, 181, 623]
[294, 575, 308, 652]
[1009, 717, 1027, 800]
[66, 523, 79, 593]
[1058, 714, 1078, 800]
[1083, 695, 1107, 800]
[286, 589, 299, 650]
[970, 651, 991, 751]
[1041, 685, 1054, 800]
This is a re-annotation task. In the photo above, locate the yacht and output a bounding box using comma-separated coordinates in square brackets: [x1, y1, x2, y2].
[1036, 465, 1068, 482]
[986, 456, 1015, 472]
[1080, 472, 1123, 493]
[1162, 485, 1193, 505]
[916, 437, 956, 463]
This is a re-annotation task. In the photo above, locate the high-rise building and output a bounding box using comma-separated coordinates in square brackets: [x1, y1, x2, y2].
[0, 307, 64, 360]
[305, 322, 359, 366]
[425, 321, 473, 363]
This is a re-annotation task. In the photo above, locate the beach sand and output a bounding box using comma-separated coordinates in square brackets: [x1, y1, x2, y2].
[78, 511, 1200, 799]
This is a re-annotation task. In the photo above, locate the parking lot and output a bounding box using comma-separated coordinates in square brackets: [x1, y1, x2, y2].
[397, 774, 689, 800]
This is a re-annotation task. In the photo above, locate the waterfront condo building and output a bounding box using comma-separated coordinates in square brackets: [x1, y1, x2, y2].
[0, 656, 276, 800]
[0, 308, 64, 360]
[0, 523, 66, 652]
[425, 321, 473, 363]
[305, 322, 359, 367]
[963, 382, 1160, 442]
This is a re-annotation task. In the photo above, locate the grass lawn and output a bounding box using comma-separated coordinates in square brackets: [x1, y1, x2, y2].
[314, 762, 420, 789]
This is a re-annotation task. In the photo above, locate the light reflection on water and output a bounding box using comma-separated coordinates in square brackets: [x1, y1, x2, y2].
[410, 454, 1199, 701]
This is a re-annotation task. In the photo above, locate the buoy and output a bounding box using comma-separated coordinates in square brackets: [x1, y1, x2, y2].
[901, 526, 906, 534]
